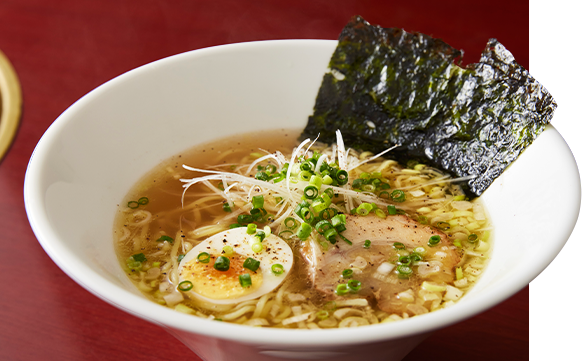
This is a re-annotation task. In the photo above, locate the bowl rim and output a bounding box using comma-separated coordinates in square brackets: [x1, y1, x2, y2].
[24, 39, 581, 346]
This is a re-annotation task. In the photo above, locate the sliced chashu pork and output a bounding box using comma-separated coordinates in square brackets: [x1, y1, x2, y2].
[300, 214, 461, 315]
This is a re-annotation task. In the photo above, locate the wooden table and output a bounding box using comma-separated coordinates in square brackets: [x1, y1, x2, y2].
[0, 1, 528, 360]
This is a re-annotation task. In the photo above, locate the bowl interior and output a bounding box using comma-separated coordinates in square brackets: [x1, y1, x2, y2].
[24, 40, 580, 345]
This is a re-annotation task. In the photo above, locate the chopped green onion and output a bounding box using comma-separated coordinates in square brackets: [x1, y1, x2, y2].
[356, 202, 373, 216]
[278, 230, 294, 239]
[304, 185, 319, 199]
[251, 242, 263, 253]
[284, 217, 299, 229]
[396, 265, 413, 278]
[418, 215, 428, 224]
[331, 214, 346, 227]
[272, 173, 286, 183]
[334, 224, 346, 233]
[300, 161, 314, 172]
[436, 221, 450, 231]
[322, 191, 332, 205]
[335, 283, 349, 295]
[250, 208, 264, 221]
[254, 231, 266, 242]
[339, 234, 352, 245]
[239, 273, 252, 288]
[379, 182, 391, 190]
[247, 223, 257, 235]
[347, 279, 362, 293]
[375, 209, 386, 219]
[294, 200, 310, 217]
[138, 197, 149, 205]
[299, 207, 315, 224]
[352, 179, 364, 189]
[391, 190, 406, 202]
[468, 233, 478, 243]
[237, 214, 254, 225]
[324, 228, 338, 243]
[409, 253, 423, 262]
[335, 170, 349, 185]
[379, 191, 390, 199]
[359, 172, 370, 180]
[309, 174, 323, 189]
[152, 261, 161, 267]
[214, 256, 230, 271]
[342, 269, 353, 278]
[126, 256, 142, 270]
[271, 264, 284, 275]
[222, 246, 234, 256]
[252, 195, 264, 209]
[255, 171, 269, 181]
[243, 257, 260, 272]
[323, 188, 335, 199]
[197, 252, 211, 263]
[316, 310, 329, 320]
[428, 235, 441, 247]
[323, 175, 333, 185]
[127, 201, 139, 209]
[319, 208, 336, 221]
[387, 205, 397, 215]
[364, 240, 371, 249]
[222, 203, 232, 212]
[397, 255, 411, 266]
[315, 220, 333, 234]
[299, 170, 312, 181]
[156, 235, 174, 243]
[177, 254, 185, 263]
[178, 280, 193, 291]
[297, 223, 312, 240]
[265, 164, 277, 174]
[393, 242, 406, 250]
[413, 246, 427, 255]
[311, 198, 328, 214]
[361, 184, 376, 192]
[229, 223, 244, 229]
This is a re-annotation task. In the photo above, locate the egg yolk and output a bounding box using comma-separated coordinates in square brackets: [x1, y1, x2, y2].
[180, 253, 263, 300]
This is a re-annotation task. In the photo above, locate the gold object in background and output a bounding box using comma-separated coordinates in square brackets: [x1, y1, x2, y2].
[0, 49, 22, 162]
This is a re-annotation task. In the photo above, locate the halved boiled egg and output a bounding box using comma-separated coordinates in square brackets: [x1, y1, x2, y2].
[178, 227, 294, 304]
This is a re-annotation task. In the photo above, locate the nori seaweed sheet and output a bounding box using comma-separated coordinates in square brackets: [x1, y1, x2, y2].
[302, 16, 557, 197]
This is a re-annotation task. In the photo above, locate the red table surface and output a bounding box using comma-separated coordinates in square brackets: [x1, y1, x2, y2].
[0, 1, 528, 360]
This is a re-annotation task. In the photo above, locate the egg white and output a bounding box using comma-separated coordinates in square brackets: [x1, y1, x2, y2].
[178, 227, 294, 304]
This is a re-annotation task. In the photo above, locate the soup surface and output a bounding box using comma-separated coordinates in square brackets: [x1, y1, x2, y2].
[114, 129, 491, 328]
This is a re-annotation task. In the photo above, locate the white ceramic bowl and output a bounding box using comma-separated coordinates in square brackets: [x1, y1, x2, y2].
[24, 40, 580, 361]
